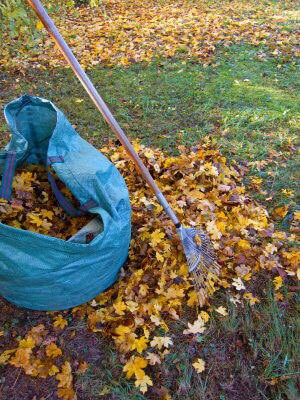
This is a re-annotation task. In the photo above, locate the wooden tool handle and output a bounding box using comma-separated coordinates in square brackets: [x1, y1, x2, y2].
[26, 0, 181, 227]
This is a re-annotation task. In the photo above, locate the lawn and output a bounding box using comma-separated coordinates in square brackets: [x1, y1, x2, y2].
[0, 1, 299, 399]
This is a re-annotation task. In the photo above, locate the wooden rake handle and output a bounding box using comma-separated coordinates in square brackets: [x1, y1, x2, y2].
[26, 0, 181, 227]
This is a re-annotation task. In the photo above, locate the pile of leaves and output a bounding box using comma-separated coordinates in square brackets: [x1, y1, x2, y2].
[0, 164, 92, 239]
[0, 141, 299, 399]
[1, 0, 299, 70]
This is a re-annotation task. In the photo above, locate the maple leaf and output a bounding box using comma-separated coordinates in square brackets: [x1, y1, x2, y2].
[192, 358, 205, 373]
[123, 356, 148, 380]
[146, 352, 161, 366]
[183, 316, 206, 335]
[9, 348, 32, 369]
[131, 336, 149, 353]
[206, 220, 222, 240]
[19, 336, 35, 349]
[113, 301, 127, 315]
[150, 229, 165, 246]
[46, 343, 62, 358]
[40, 209, 54, 220]
[215, 306, 228, 316]
[53, 315, 68, 329]
[135, 374, 153, 393]
[28, 213, 44, 227]
[150, 336, 173, 350]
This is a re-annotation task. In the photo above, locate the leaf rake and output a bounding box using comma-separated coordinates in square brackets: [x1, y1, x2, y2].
[27, 0, 221, 305]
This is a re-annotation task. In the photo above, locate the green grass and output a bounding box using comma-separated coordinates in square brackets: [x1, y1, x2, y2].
[1, 44, 299, 211]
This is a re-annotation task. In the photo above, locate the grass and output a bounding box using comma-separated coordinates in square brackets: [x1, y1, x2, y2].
[0, 43, 299, 399]
[1, 44, 299, 211]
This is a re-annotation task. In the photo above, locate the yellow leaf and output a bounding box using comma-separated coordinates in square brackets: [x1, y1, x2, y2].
[0, 349, 16, 365]
[114, 325, 132, 336]
[19, 336, 35, 349]
[56, 361, 73, 387]
[150, 229, 165, 247]
[28, 213, 44, 227]
[40, 209, 54, 220]
[36, 21, 44, 30]
[243, 293, 260, 306]
[183, 316, 206, 335]
[206, 220, 222, 240]
[251, 177, 262, 185]
[123, 356, 148, 380]
[49, 364, 60, 376]
[273, 276, 283, 291]
[200, 311, 210, 323]
[237, 239, 251, 250]
[131, 336, 149, 353]
[144, 150, 154, 159]
[9, 348, 31, 369]
[156, 251, 164, 262]
[273, 205, 289, 218]
[99, 386, 110, 396]
[187, 291, 197, 307]
[150, 336, 173, 350]
[113, 301, 127, 315]
[53, 314, 68, 329]
[46, 343, 62, 358]
[135, 374, 153, 393]
[192, 358, 205, 373]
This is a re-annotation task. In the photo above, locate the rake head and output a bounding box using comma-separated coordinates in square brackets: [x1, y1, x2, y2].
[177, 225, 221, 306]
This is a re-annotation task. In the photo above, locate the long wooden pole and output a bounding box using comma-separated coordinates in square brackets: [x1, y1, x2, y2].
[26, 0, 180, 227]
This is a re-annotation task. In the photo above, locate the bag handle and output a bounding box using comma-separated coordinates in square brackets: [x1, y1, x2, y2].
[47, 170, 86, 217]
[47, 158, 97, 217]
[0, 151, 17, 201]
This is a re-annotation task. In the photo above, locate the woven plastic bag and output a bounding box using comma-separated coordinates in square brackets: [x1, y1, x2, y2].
[0, 95, 131, 311]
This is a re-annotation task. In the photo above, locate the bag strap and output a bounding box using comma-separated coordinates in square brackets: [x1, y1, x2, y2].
[47, 158, 97, 217]
[47, 171, 86, 217]
[0, 151, 17, 200]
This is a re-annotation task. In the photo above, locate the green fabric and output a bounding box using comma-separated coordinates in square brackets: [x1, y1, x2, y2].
[0, 95, 131, 311]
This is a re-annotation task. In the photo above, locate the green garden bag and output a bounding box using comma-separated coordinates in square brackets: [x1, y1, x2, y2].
[0, 95, 131, 311]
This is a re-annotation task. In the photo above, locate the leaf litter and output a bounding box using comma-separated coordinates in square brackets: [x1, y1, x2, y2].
[0, 140, 299, 398]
